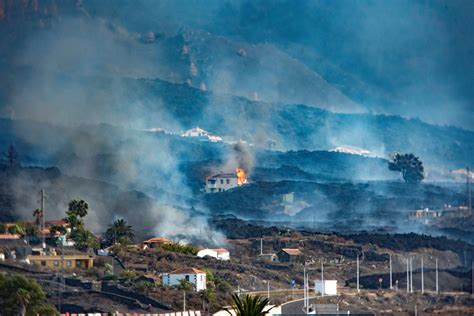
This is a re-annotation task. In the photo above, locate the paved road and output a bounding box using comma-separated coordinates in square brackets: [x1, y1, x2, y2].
[281, 296, 323, 314]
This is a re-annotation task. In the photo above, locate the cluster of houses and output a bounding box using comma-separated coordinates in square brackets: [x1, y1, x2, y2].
[1, 218, 312, 295]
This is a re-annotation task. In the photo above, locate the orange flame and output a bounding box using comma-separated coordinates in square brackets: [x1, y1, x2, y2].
[236, 168, 247, 186]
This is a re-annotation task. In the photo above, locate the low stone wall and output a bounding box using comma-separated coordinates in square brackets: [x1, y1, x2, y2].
[102, 282, 172, 310]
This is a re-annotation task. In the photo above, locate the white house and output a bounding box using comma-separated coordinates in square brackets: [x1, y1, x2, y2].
[205, 173, 239, 193]
[162, 267, 207, 291]
[315, 280, 338, 296]
[197, 248, 230, 260]
[182, 127, 222, 142]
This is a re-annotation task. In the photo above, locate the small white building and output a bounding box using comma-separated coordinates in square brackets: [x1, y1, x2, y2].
[162, 267, 207, 291]
[182, 127, 210, 138]
[197, 248, 230, 260]
[182, 127, 222, 142]
[205, 173, 239, 193]
[315, 280, 338, 296]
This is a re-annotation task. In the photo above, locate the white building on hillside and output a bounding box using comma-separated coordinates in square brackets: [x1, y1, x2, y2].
[197, 248, 230, 260]
[182, 127, 222, 142]
[162, 267, 207, 291]
[315, 280, 338, 296]
[182, 127, 210, 138]
[205, 173, 239, 193]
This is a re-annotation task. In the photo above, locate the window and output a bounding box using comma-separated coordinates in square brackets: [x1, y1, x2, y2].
[76, 260, 81, 267]
[185, 275, 190, 281]
[66, 260, 72, 267]
[220, 179, 224, 184]
[41, 261, 46, 266]
[54, 261, 59, 267]
[226, 179, 230, 184]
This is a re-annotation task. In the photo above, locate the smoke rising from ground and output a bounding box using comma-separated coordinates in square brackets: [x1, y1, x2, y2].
[2, 16, 227, 244]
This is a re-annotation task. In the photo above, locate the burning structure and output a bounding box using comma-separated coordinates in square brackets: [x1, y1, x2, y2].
[205, 168, 247, 193]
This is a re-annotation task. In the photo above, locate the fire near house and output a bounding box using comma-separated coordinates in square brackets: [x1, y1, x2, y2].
[162, 267, 207, 291]
[205, 173, 238, 193]
[205, 168, 248, 193]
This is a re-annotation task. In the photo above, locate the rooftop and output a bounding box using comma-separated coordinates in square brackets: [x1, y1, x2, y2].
[210, 248, 229, 253]
[0, 234, 21, 239]
[281, 248, 302, 256]
[208, 173, 238, 179]
[143, 237, 171, 244]
[168, 267, 205, 275]
[27, 254, 93, 260]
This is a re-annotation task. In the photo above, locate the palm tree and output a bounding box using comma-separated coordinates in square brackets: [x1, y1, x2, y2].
[32, 208, 43, 227]
[15, 288, 30, 316]
[67, 199, 89, 218]
[73, 229, 99, 252]
[64, 213, 82, 232]
[226, 294, 273, 316]
[105, 218, 135, 245]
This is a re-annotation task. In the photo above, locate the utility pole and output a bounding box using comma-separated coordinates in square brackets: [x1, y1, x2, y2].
[304, 267, 309, 311]
[389, 253, 393, 290]
[58, 240, 64, 313]
[421, 257, 424, 294]
[436, 258, 439, 294]
[410, 256, 413, 293]
[357, 254, 360, 293]
[260, 238, 263, 256]
[306, 273, 310, 313]
[468, 167, 472, 215]
[183, 291, 186, 312]
[267, 281, 270, 299]
[321, 260, 325, 297]
[40, 189, 46, 249]
[406, 257, 409, 293]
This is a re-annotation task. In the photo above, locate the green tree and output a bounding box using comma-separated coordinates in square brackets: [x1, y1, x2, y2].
[72, 228, 99, 252]
[226, 294, 272, 316]
[32, 208, 43, 226]
[0, 223, 6, 233]
[65, 199, 89, 232]
[27, 305, 60, 316]
[5, 143, 19, 167]
[8, 223, 24, 235]
[105, 218, 135, 245]
[0, 274, 58, 316]
[16, 288, 30, 316]
[178, 278, 194, 291]
[50, 225, 67, 238]
[23, 223, 38, 238]
[64, 213, 82, 232]
[67, 199, 89, 218]
[388, 152, 424, 183]
[200, 287, 216, 302]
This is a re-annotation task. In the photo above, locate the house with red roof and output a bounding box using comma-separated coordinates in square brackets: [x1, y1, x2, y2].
[277, 248, 303, 263]
[142, 237, 172, 249]
[162, 267, 207, 291]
